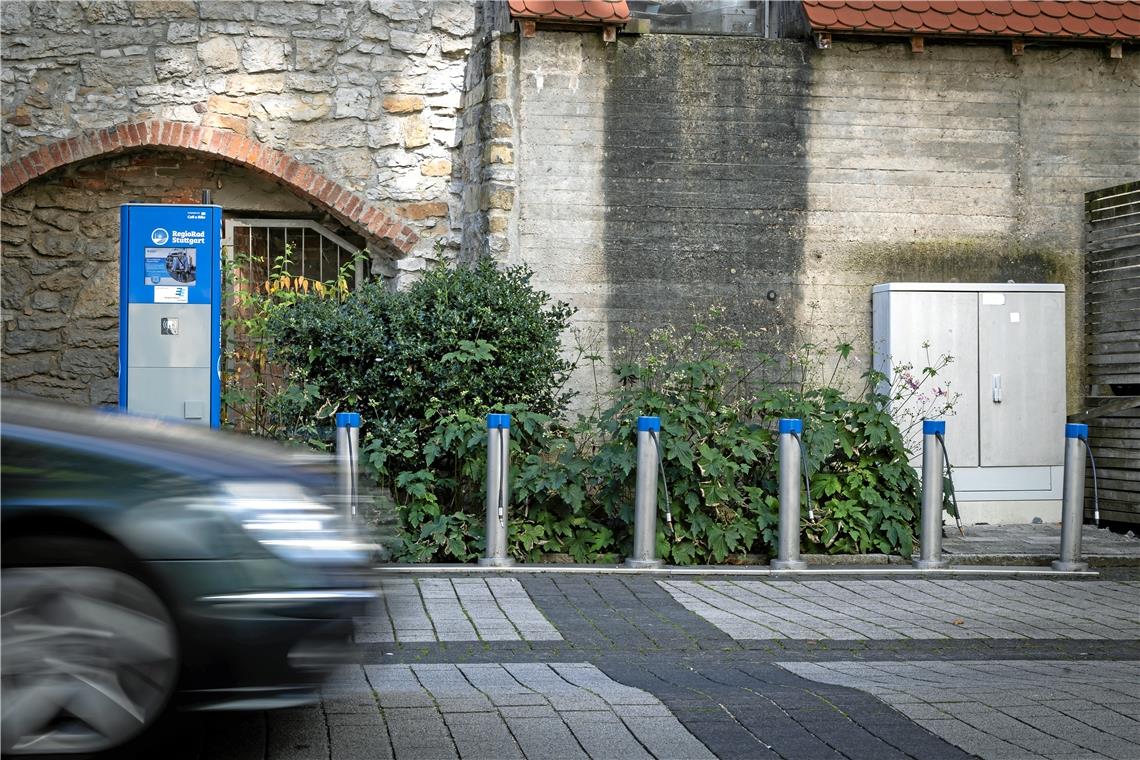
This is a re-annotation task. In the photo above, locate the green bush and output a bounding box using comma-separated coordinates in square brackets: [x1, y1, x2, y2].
[263, 258, 578, 555]
[256, 267, 955, 564]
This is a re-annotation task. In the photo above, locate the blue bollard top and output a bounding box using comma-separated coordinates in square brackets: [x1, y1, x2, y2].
[778, 418, 803, 435]
[1065, 423, 1088, 441]
[335, 412, 361, 428]
[637, 416, 660, 432]
[923, 419, 946, 435]
[487, 413, 511, 430]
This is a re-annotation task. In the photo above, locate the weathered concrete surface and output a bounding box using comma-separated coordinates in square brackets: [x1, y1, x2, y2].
[802, 41, 1140, 410]
[508, 33, 1139, 406]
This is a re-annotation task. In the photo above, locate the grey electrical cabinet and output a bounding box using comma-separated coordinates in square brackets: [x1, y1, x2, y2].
[871, 283, 1066, 523]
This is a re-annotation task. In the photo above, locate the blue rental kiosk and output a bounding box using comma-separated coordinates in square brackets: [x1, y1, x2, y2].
[119, 203, 223, 427]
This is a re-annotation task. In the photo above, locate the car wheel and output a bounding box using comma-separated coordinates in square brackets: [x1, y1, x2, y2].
[1, 537, 179, 756]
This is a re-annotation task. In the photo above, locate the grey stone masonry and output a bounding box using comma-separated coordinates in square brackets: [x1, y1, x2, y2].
[660, 579, 1140, 640]
[780, 660, 1140, 760]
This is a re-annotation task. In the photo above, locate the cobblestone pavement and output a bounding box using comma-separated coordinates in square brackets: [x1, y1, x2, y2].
[659, 580, 1140, 640]
[780, 661, 1140, 760]
[170, 574, 1140, 760]
[358, 578, 563, 643]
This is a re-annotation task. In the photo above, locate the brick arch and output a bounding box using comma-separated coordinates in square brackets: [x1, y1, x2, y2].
[0, 119, 418, 255]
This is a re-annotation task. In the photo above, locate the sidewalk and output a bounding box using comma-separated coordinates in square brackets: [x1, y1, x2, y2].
[940, 523, 1140, 567]
[172, 569, 1140, 760]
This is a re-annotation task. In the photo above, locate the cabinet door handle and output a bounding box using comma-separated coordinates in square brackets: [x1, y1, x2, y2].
[992, 373, 1002, 403]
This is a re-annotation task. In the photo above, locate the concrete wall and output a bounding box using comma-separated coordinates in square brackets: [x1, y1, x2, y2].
[801, 41, 1140, 409]
[509, 32, 1140, 409]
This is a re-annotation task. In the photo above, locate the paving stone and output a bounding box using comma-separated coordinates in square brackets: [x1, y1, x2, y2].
[443, 712, 525, 759]
[504, 716, 590, 760]
[329, 720, 394, 760]
[781, 659, 1140, 760]
[179, 571, 1140, 760]
[376, 578, 563, 642]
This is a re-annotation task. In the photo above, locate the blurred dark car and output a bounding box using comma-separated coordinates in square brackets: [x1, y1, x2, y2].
[1, 398, 376, 756]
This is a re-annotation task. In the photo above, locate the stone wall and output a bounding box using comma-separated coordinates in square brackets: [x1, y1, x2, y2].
[507, 32, 1140, 409]
[1, 150, 338, 403]
[456, 2, 518, 265]
[1, 0, 477, 269]
[1, 0, 477, 406]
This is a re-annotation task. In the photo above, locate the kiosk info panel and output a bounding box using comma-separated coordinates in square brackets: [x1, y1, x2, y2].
[119, 203, 222, 427]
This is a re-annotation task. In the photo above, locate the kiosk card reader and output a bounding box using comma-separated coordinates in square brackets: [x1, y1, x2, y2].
[119, 203, 222, 427]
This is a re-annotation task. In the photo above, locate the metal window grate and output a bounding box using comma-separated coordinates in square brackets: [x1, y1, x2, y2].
[223, 218, 365, 291]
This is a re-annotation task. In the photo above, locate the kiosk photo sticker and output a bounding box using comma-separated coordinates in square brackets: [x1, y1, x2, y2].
[144, 247, 197, 287]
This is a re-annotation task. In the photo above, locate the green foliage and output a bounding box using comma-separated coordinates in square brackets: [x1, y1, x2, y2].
[246, 261, 956, 564]
[221, 244, 354, 438]
[261, 258, 578, 559]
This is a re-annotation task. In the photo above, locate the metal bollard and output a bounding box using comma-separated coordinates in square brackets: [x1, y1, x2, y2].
[480, 413, 515, 567]
[772, 418, 807, 571]
[335, 412, 361, 521]
[1052, 423, 1089, 572]
[626, 416, 663, 569]
[914, 420, 948, 569]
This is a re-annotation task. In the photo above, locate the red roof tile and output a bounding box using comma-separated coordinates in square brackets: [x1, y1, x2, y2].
[803, 0, 1140, 40]
[508, 0, 629, 24]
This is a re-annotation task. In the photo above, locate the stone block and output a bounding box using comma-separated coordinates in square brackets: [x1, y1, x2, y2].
[488, 212, 510, 233]
[155, 48, 197, 80]
[242, 37, 289, 73]
[257, 93, 331, 121]
[203, 112, 247, 134]
[383, 95, 425, 114]
[335, 86, 372, 119]
[1, 352, 53, 381]
[484, 185, 514, 211]
[402, 117, 430, 148]
[432, 1, 475, 36]
[133, 0, 196, 19]
[198, 36, 241, 73]
[4, 329, 61, 354]
[199, 1, 257, 21]
[257, 1, 320, 24]
[430, 113, 457, 131]
[72, 267, 118, 319]
[360, 18, 392, 41]
[90, 378, 118, 405]
[60, 347, 115, 376]
[368, 122, 402, 148]
[420, 158, 451, 176]
[441, 36, 470, 56]
[490, 103, 513, 138]
[80, 58, 155, 87]
[207, 94, 250, 117]
[370, 0, 423, 22]
[390, 30, 431, 56]
[400, 201, 448, 220]
[167, 21, 200, 43]
[485, 144, 513, 164]
[82, 1, 131, 24]
[427, 92, 461, 111]
[30, 291, 61, 311]
[295, 39, 338, 70]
